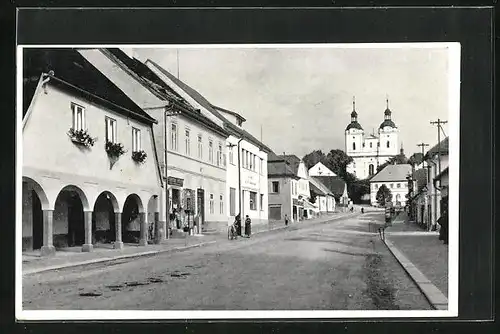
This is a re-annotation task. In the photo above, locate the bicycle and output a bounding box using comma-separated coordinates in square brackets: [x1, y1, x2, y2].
[228, 224, 238, 240]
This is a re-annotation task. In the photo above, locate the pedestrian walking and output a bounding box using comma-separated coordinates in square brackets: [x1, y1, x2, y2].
[235, 213, 242, 236]
[244, 215, 252, 237]
[438, 207, 449, 245]
[284, 214, 289, 226]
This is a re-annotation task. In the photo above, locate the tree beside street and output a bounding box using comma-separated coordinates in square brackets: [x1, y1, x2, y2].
[376, 184, 393, 206]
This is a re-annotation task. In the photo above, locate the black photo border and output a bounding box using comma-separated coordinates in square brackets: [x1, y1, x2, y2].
[1, 3, 496, 333]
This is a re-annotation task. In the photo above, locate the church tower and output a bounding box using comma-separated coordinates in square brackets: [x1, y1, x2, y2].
[345, 96, 364, 156]
[378, 96, 399, 157]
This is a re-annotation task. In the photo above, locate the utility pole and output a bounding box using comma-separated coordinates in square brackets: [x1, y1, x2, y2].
[417, 143, 430, 168]
[430, 119, 447, 175]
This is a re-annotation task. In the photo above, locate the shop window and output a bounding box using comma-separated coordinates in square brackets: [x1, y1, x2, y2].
[250, 192, 257, 210]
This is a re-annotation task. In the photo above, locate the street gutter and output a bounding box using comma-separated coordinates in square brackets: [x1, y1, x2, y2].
[23, 240, 217, 276]
[382, 237, 448, 310]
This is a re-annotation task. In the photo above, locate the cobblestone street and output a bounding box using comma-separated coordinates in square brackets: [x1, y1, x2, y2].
[22, 212, 431, 310]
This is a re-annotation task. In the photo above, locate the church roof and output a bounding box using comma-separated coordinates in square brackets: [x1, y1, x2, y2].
[370, 164, 412, 182]
[379, 119, 397, 129]
[346, 121, 363, 131]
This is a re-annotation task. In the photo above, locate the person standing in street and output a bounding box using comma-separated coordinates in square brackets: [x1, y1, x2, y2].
[438, 207, 449, 245]
[235, 213, 242, 236]
[245, 215, 252, 237]
[284, 214, 289, 226]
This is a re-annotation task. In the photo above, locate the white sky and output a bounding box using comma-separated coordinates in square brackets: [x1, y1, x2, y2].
[134, 46, 451, 158]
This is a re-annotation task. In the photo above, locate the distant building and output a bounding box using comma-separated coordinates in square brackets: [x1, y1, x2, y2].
[308, 176, 336, 214]
[370, 164, 412, 207]
[267, 153, 313, 222]
[345, 97, 400, 179]
[308, 162, 337, 177]
[424, 137, 449, 229]
[312, 175, 350, 207]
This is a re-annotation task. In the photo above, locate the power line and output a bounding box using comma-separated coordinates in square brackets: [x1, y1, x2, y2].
[430, 119, 448, 175]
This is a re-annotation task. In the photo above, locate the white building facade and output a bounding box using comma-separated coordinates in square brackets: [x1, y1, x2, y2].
[22, 49, 162, 255]
[345, 98, 400, 179]
[80, 48, 229, 235]
[144, 60, 271, 230]
[369, 164, 412, 207]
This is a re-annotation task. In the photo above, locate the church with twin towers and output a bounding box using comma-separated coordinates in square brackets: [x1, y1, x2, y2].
[345, 97, 402, 180]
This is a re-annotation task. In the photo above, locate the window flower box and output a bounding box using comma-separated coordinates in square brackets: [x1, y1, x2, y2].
[132, 150, 147, 164]
[105, 141, 125, 159]
[67, 128, 96, 148]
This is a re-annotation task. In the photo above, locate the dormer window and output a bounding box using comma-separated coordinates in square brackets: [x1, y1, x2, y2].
[237, 118, 243, 126]
[386, 141, 390, 148]
[352, 142, 356, 150]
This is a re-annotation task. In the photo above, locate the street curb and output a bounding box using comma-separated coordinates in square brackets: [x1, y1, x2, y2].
[23, 240, 217, 276]
[382, 237, 448, 310]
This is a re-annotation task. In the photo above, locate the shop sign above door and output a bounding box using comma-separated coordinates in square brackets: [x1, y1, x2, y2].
[167, 176, 184, 187]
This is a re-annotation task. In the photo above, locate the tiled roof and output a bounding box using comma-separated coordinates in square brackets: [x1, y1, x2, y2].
[412, 168, 428, 191]
[23, 48, 157, 124]
[312, 176, 346, 198]
[103, 49, 228, 137]
[370, 164, 412, 182]
[145, 59, 227, 120]
[267, 160, 298, 178]
[425, 137, 449, 160]
[280, 155, 301, 175]
[146, 59, 271, 152]
[211, 104, 246, 122]
[309, 177, 332, 196]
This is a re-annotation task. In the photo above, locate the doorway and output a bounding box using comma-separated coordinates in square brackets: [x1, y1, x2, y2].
[32, 189, 43, 250]
[197, 188, 205, 230]
[66, 192, 85, 247]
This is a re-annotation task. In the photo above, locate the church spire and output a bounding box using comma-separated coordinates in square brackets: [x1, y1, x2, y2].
[350, 96, 358, 122]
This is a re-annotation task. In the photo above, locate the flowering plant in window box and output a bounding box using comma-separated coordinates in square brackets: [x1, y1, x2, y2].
[132, 150, 147, 164]
[105, 141, 126, 158]
[67, 128, 96, 148]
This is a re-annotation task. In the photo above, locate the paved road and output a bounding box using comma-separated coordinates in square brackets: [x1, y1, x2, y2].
[23, 212, 431, 310]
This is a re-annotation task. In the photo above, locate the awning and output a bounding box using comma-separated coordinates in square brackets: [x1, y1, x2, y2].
[303, 200, 318, 209]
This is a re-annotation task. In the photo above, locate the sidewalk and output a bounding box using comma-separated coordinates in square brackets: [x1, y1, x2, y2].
[383, 212, 448, 310]
[22, 234, 219, 275]
[23, 211, 354, 275]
